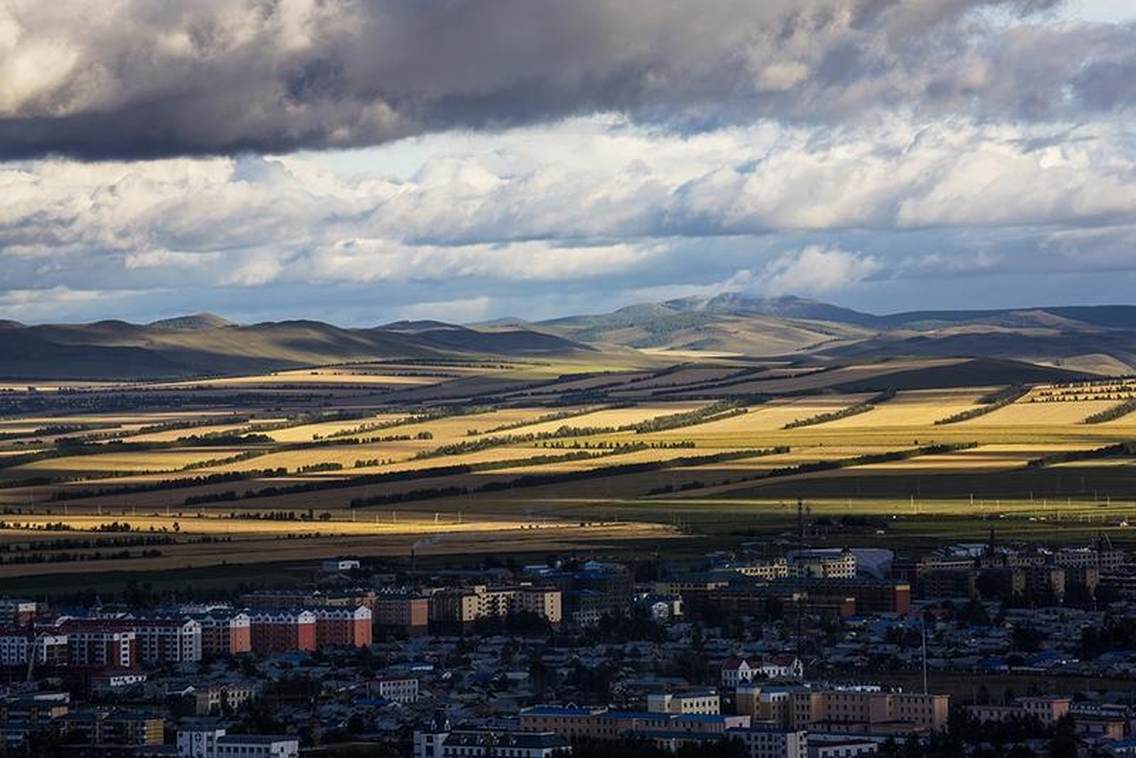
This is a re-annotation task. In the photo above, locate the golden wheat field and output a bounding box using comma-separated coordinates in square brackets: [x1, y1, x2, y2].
[3, 356, 1136, 578]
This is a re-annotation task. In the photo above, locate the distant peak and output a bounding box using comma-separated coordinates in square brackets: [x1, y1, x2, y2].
[379, 319, 467, 333]
[147, 313, 234, 330]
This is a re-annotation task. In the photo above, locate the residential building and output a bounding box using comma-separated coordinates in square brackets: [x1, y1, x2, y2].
[374, 591, 430, 634]
[966, 697, 1072, 725]
[248, 610, 316, 653]
[730, 724, 808, 758]
[520, 706, 749, 740]
[415, 724, 568, 758]
[722, 656, 804, 686]
[197, 611, 251, 658]
[789, 689, 949, 734]
[647, 690, 720, 715]
[373, 676, 419, 703]
[0, 600, 38, 627]
[0, 628, 68, 667]
[314, 606, 372, 647]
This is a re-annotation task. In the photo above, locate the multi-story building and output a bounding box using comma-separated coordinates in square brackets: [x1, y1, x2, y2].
[788, 688, 949, 734]
[788, 549, 857, 579]
[0, 628, 68, 667]
[429, 586, 562, 626]
[181, 683, 259, 716]
[736, 687, 793, 725]
[796, 578, 912, 615]
[734, 559, 792, 581]
[240, 589, 377, 610]
[57, 617, 201, 665]
[966, 696, 1071, 725]
[807, 736, 881, 758]
[197, 611, 252, 658]
[373, 676, 419, 703]
[178, 726, 299, 757]
[519, 706, 750, 740]
[63, 708, 165, 746]
[215, 734, 300, 757]
[64, 627, 137, 669]
[0, 599, 39, 627]
[132, 618, 203, 664]
[684, 584, 857, 620]
[722, 656, 804, 687]
[729, 724, 808, 758]
[314, 606, 372, 647]
[248, 610, 317, 653]
[537, 561, 632, 624]
[374, 591, 430, 634]
[647, 690, 720, 715]
[0, 692, 70, 726]
[415, 721, 568, 758]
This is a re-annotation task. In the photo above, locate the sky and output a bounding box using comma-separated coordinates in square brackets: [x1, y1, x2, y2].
[1, 1, 1135, 325]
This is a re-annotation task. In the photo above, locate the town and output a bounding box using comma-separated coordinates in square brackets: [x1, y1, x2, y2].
[3, 533, 1135, 757]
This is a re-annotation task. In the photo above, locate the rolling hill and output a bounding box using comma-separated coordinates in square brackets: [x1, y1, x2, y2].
[0, 316, 588, 380]
[533, 295, 1136, 373]
[4, 295, 1136, 380]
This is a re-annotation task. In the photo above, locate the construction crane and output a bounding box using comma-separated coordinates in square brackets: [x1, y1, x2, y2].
[26, 631, 47, 683]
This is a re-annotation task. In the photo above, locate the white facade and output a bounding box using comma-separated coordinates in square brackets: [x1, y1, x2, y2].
[647, 691, 720, 715]
[414, 729, 568, 758]
[178, 727, 226, 757]
[730, 726, 808, 758]
[0, 632, 67, 666]
[321, 559, 361, 572]
[178, 728, 298, 758]
[375, 677, 419, 703]
[723, 656, 804, 686]
[134, 619, 203, 664]
[808, 737, 879, 758]
[217, 735, 299, 758]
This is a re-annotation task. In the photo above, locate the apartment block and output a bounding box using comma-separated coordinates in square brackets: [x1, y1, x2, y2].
[248, 610, 317, 653]
[647, 690, 720, 715]
[314, 606, 373, 647]
[197, 611, 252, 658]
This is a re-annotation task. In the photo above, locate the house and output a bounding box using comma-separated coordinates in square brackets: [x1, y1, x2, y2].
[415, 715, 568, 758]
[722, 655, 804, 686]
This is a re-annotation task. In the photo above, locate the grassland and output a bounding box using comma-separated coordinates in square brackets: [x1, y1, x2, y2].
[1, 360, 1133, 582]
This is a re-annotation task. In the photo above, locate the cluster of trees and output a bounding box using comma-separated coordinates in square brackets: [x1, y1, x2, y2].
[539, 440, 693, 451]
[1084, 397, 1136, 424]
[783, 388, 896, 430]
[320, 407, 462, 439]
[0, 547, 164, 565]
[296, 461, 344, 473]
[414, 402, 746, 461]
[647, 442, 976, 496]
[1027, 441, 1135, 468]
[0, 534, 174, 553]
[348, 448, 782, 508]
[935, 384, 1028, 425]
[51, 466, 290, 501]
[627, 400, 746, 433]
[467, 404, 617, 435]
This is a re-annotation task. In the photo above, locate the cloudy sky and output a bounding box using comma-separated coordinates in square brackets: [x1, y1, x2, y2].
[1, 0, 1135, 325]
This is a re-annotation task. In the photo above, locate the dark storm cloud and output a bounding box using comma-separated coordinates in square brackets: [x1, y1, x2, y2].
[4, 0, 1130, 160]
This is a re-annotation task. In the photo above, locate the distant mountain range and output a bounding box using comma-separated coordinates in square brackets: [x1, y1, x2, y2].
[3, 294, 1136, 379]
[529, 295, 1136, 375]
[0, 316, 586, 379]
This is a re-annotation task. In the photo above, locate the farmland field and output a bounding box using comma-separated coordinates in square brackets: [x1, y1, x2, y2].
[2, 359, 1134, 580]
